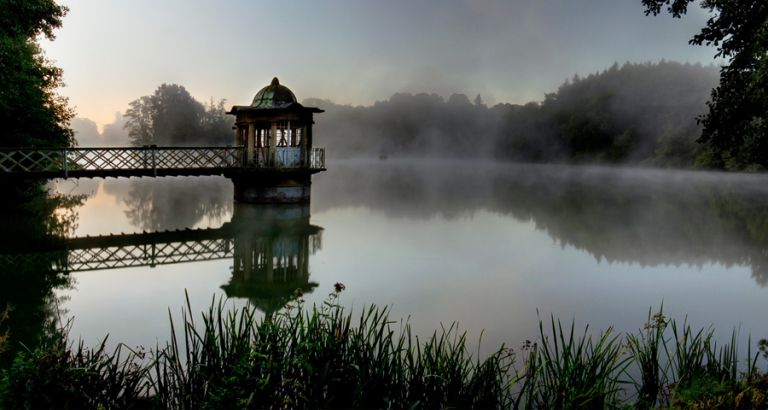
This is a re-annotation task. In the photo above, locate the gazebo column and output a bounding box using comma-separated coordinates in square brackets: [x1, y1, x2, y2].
[270, 122, 278, 166]
[266, 244, 273, 282]
[247, 123, 256, 165]
[243, 236, 252, 281]
[306, 124, 313, 166]
[301, 124, 307, 165]
[297, 238, 306, 279]
[287, 121, 292, 146]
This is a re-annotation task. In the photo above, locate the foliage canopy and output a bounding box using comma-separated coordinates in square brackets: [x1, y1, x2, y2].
[494, 61, 719, 165]
[0, 0, 74, 148]
[123, 84, 233, 147]
[642, 0, 768, 170]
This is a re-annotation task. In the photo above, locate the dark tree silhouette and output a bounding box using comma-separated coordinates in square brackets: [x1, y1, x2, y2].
[124, 84, 205, 146]
[495, 61, 719, 166]
[0, 0, 74, 149]
[642, 0, 768, 170]
[123, 85, 233, 147]
[0, 0, 75, 201]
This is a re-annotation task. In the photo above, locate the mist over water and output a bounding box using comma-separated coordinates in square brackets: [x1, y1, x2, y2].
[314, 159, 768, 282]
[35, 159, 768, 369]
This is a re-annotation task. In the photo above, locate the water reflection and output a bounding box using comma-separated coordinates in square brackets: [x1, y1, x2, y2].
[313, 160, 768, 286]
[107, 177, 233, 231]
[222, 203, 321, 313]
[0, 191, 85, 367]
[0, 200, 323, 325]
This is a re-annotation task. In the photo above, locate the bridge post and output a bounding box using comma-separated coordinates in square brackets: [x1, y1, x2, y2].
[63, 149, 68, 178]
[151, 145, 157, 177]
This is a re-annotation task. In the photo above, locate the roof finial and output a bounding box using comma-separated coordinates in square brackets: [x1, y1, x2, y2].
[271, 77, 280, 86]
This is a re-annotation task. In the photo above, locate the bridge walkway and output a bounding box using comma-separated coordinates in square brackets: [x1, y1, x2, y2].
[0, 146, 325, 179]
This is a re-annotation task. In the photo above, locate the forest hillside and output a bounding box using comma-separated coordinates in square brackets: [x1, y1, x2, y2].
[307, 60, 720, 168]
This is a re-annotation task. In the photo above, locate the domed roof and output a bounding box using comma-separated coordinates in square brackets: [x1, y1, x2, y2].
[251, 77, 297, 109]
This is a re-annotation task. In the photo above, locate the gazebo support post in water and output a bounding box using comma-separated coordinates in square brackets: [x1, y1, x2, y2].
[225, 77, 325, 203]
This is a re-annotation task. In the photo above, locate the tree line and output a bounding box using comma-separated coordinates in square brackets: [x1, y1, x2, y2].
[303, 60, 728, 169]
[495, 60, 722, 167]
[305, 93, 513, 159]
[71, 84, 234, 147]
[0, 0, 74, 201]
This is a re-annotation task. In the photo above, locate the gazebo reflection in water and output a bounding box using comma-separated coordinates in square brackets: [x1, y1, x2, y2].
[221, 203, 321, 314]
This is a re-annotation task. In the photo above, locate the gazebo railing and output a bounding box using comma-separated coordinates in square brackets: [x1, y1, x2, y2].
[310, 147, 325, 169]
[250, 147, 325, 170]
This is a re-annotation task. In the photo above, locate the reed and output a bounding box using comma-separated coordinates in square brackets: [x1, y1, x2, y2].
[149, 287, 517, 409]
[516, 313, 632, 409]
[2, 291, 768, 409]
[625, 306, 672, 408]
[623, 306, 763, 409]
[663, 320, 760, 408]
[0, 316, 151, 409]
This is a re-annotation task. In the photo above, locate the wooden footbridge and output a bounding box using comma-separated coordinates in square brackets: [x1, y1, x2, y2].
[0, 146, 325, 179]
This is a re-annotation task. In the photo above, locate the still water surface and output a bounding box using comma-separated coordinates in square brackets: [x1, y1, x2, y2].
[42, 159, 768, 361]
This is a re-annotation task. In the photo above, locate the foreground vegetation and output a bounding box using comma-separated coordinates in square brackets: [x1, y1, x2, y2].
[1, 287, 768, 409]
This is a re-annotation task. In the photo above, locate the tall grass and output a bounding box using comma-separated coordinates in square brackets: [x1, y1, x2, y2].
[517, 314, 632, 409]
[150, 287, 517, 409]
[0, 315, 151, 409]
[0, 309, 8, 356]
[624, 305, 764, 409]
[1, 289, 767, 409]
[626, 306, 671, 408]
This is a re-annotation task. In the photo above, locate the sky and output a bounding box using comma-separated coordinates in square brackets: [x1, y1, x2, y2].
[39, 0, 721, 130]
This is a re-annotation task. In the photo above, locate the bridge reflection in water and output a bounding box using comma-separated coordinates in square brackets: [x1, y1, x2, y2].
[0, 203, 322, 314]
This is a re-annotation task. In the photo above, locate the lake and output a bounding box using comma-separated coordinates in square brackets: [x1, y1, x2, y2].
[4, 159, 768, 372]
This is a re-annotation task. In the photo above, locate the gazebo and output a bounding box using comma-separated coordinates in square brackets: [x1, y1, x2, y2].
[226, 77, 325, 203]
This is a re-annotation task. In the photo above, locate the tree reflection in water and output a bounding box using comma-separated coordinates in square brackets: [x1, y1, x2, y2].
[119, 176, 233, 231]
[313, 160, 768, 286]
[0, 188, 86, 368]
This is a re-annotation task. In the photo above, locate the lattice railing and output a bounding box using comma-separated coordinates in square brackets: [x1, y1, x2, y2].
[310, 148, 325, 170]
[67, 238, 234, 272]
[0, 240, 234, 274]
[0, 146, 243, 176]
[0, 146, 325, 176]
[0, 230, 322, 274]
